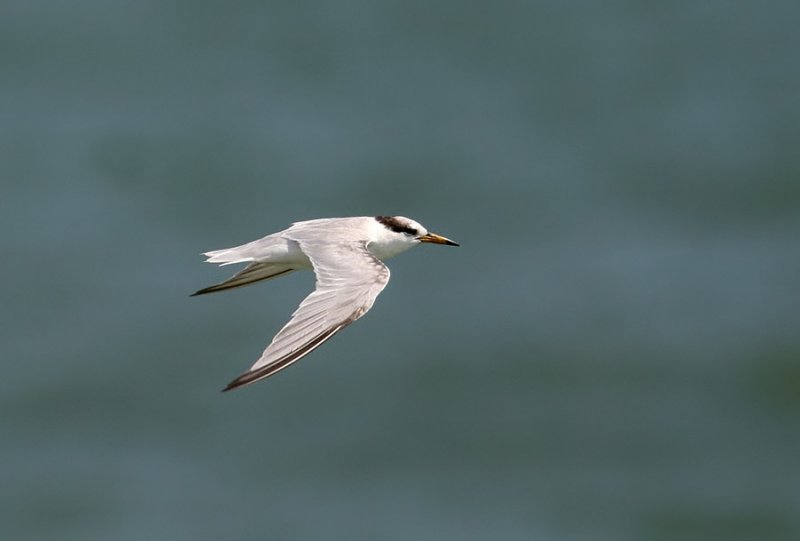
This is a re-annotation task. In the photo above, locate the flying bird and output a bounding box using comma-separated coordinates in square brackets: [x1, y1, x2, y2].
[192, 216, 459, 391]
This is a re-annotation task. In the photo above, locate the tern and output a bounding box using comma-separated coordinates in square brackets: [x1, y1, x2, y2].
[192, 216, 459, 391]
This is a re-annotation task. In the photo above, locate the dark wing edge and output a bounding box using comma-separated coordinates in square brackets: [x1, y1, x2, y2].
[221, 323, 348, 392]
[191, 263, 295, 296]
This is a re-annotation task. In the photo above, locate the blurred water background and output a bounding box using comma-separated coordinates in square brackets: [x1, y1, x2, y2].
[2, 1, 799, 540]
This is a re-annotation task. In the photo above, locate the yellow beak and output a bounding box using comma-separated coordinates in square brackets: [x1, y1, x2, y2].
[417, 232, 460, 246]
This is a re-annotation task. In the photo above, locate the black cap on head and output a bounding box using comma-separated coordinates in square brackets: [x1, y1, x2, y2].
[375, 216, 420, 236]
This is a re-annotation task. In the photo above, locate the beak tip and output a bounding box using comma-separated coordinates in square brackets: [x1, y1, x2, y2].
[418, 233, 460, 246]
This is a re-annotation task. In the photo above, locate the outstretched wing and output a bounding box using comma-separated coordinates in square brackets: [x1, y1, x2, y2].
[223, 241, 390, 391]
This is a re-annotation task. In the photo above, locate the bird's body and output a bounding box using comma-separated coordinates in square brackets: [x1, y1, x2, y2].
[193, 216, 458, 391]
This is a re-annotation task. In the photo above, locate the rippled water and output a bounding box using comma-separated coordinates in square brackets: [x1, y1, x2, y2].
[2, 2, 799, 540]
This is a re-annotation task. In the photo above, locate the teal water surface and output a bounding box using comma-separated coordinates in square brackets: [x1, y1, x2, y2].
[2, 2, 799, 540]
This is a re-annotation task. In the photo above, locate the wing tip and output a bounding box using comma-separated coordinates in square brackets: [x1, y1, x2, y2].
[220, 324, 346, 392]
[221, 370, 269, 392]
[191, 267, 295, 298]
[221, 376, 247, 392]
[190, 284, 222, 296]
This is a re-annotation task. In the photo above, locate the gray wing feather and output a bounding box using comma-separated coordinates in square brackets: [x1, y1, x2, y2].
[223, 240, 390, 391]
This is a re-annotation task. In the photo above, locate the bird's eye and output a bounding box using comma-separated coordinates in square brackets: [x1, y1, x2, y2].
[397, 225, 418, 236]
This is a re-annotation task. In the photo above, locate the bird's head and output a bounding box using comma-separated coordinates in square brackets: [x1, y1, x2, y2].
[370, 215, 459, 260]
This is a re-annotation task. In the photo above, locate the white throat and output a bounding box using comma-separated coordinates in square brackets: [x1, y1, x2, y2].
[366, 220, 417, 261]
[368, 238, 415, 261]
